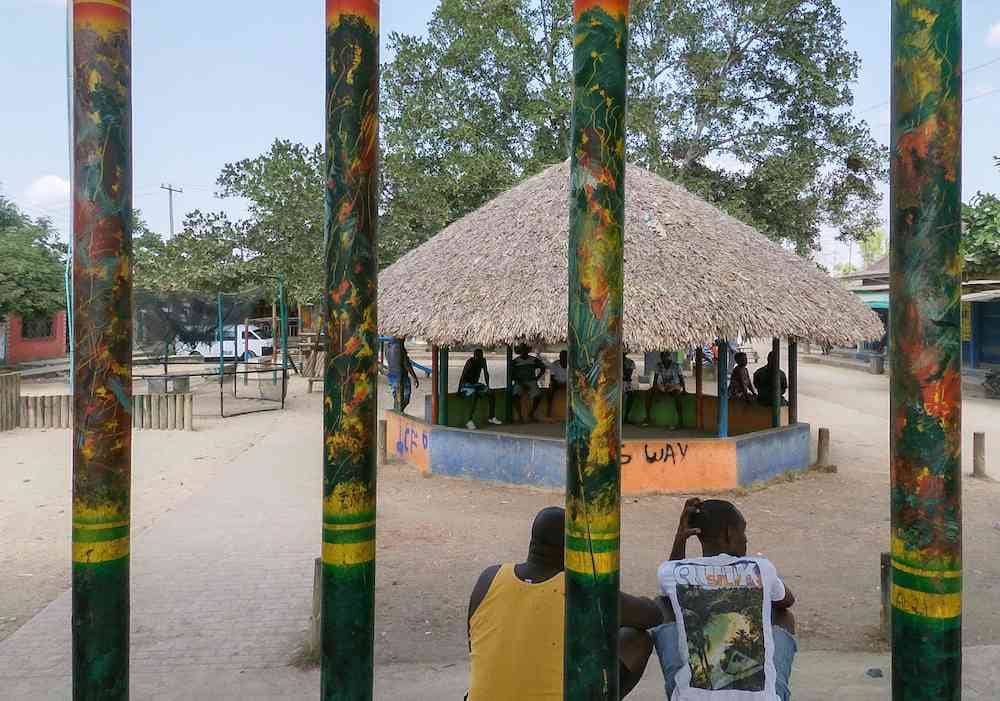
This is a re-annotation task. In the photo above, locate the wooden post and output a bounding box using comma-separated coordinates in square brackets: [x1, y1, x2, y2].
[771, 337, 781, 428]
[152, 394, 161, 431]
[695, 347, 704, 430]
[185, 393, 194, 432]
[439, 347, 449, 426]
[788, 338, 798, 424]
[431, 345, 439, 425]
[717, 340, 730, 438]
[72, 0, 133, 694]
[378, 419, 387, 465]
[565, 1, 629, 697]
[321, 2, 380, 698]
[973, 432, 986, 479]
[817, 427, 831, 468]
[890, 3, 962, 697]
[505, 345, 513, 424]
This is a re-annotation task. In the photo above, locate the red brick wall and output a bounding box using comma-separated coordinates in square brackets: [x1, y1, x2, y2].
[6, 311, 67, 365]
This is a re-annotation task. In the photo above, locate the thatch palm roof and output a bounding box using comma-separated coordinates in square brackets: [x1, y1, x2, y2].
[379, 161, 883, 350]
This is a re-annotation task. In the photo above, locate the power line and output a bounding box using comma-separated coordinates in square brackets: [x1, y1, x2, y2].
[855, 55, 1000, 116]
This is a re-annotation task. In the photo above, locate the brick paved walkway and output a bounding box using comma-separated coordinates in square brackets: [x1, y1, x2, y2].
[0, 410, 319, 698]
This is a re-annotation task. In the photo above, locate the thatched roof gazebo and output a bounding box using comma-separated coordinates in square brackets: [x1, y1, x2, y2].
[379, 161, 883, 350]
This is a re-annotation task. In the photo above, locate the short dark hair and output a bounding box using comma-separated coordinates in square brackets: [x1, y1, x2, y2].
[473, 348, 484, 357]
[690, 500, 744, 541]
[734, 352, 748, 365]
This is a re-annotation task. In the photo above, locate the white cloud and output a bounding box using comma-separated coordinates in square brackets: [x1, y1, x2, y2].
[988, 22, 1000, 49]
[24, 175, 70, 211]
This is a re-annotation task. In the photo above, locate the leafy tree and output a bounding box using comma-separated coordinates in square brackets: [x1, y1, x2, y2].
[858, 228, 887, 267]
[0, 193, 66, 318]
[962, 157, 1000, 278]
[380, 0, 886, 260]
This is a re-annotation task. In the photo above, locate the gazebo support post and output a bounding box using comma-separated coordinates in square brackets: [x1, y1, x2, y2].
[505, 345, 513, 423]
[716, 340, 729, 438]
[431, 345, 439, 425]
[321, 2, 380, 699]
[695, 347, 704, 430]
[439, 347, 449, 426]
[788, 338, 798, 424]
[889, 2, 962, 698]
[71, 1, 133, 695]
[771, 337, 781, 428]
[564, 1, 630, 698]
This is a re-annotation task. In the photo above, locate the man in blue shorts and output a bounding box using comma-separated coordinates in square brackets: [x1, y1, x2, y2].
[653, 498, 797, 700]
[511, 344, 546, 423]
[459, 349, 502, 429]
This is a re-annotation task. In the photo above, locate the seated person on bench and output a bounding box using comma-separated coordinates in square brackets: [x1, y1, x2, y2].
[511, 344, 546, 423]
[545, 350, 568, 418]
[645, 352, 685, 425]
[652, 498, 797, 700]
[623, 352, 638, 422]
[459, 349, 502, 429]
[466, 507, 660, 700]
[753, 351, 787, 407]
[728, 352, 757, 402]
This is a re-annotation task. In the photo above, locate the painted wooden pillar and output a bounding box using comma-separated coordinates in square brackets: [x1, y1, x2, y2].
[889, 2, 962, 698]
[431, 345, 439, 425]
[438, 347, 449, 426]
[71, 1, 133, 697]
[788, 338, 798, 425]
[771, 337, 781, 428]
[716, 340, 729, 438]
[321, 2, 380, 699]
[505, 345, 513, 422]
[565, 1, 630, 697]
[695, 347, 704, 430]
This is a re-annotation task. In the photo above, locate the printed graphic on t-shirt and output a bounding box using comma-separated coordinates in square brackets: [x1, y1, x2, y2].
[674, 561, 766, 692]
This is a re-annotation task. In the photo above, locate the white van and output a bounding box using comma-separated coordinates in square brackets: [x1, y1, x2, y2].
[176, 324, 274, 361]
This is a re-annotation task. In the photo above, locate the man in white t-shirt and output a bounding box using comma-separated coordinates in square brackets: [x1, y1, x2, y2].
[652, 499, 797, 700]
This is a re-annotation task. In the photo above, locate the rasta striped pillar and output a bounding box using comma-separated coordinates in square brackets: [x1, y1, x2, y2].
[564, 1, 629, 698]
[322, 1, 380, 699]
[71, 1, 133, 698]
[889, 2, 962, 699]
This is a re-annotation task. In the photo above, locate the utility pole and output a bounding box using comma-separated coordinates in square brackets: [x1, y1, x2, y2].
[160, 183, 182, 237]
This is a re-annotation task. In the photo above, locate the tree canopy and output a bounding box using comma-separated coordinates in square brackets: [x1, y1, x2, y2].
[0, 193, 66, 318]
[381, 0, 886, 261]
[962, 157, 1000, 278]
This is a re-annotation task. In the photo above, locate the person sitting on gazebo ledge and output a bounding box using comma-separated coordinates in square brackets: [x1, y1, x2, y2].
[459, 349, 503, 430]
[728, 352, 758, 402]
[645, 351, 685, 426]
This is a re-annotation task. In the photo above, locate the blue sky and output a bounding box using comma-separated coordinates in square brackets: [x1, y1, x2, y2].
[1, 0, 998, 269]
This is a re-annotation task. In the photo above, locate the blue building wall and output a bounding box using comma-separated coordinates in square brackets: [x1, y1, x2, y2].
[429, 427, 565, 488]
[735, 423, 811, 486]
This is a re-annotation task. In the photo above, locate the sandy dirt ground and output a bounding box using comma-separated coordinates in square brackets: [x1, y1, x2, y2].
[2, 351, 999, 665]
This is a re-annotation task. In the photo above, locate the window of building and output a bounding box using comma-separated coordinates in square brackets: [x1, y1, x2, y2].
[22, 315, 55, 339]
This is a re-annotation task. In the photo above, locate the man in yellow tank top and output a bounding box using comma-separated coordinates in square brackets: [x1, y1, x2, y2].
[466, 507, 662, 699]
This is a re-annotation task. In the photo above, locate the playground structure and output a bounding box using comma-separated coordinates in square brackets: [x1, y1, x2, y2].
[66, 1, 964, 700]
[133, 285, 290, 418]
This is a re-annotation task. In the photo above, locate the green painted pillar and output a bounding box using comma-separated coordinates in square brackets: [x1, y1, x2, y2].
[564, 1, 630, 698]
[889, 2, 962, 698]
[788, 339, 798, 425]
[321, 2, 380, 699]
[71, 1, 133, 697]
[716, 340, 729, 438]
[771, 337, 781, 428]
[438, 347, 449, 426]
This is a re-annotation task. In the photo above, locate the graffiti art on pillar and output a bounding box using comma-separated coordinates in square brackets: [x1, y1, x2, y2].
[889, 2, 962, 699]
[321, 1, 380, 700]
[71, 1, 133, 698]
[565, 1, 629, 699]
